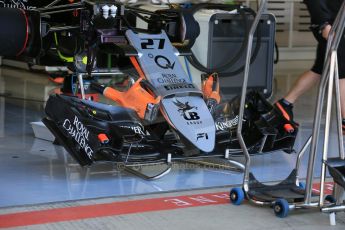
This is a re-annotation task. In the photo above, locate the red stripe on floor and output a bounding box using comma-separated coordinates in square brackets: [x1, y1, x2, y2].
[0, 192, 230, 228]
[0, 182, 335, 228]
[312, 182, 334, 194]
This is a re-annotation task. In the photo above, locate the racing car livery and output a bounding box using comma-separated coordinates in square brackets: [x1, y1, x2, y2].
[0, 1, 298, 173]
[43, 29, 298, 167]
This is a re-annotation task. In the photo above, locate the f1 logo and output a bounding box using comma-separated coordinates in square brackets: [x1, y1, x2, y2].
[197, 133, 209, 141]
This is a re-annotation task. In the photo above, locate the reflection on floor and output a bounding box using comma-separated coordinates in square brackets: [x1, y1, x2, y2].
[0, 61, 342, 207]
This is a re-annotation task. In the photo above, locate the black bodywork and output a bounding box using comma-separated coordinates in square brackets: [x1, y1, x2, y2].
[43, 91, 298, 166]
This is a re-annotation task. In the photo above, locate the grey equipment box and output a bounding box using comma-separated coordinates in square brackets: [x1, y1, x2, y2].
[207, 13, 276, 99]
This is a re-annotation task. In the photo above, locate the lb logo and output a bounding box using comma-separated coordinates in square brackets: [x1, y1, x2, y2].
[183, 112, 200, 121]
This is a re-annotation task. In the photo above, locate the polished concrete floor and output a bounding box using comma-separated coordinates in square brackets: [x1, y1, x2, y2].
[0, 187, 344, 230]
[0, 62, 345, 229]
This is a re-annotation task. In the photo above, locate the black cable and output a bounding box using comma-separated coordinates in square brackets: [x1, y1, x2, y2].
[54, 32, 79, 57]
[125, 9, 156, 25]
[186, 8, 249, 73]
[217, 22, 262, 77]
[186, 6, 262, 77]
[121, 13, 162, 34]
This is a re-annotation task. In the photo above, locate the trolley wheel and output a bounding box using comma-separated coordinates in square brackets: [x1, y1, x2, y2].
[273, 199, 289, 218]
[325, 195, 336, 203]
[230, 187, 244, 205]
[298, 182, 305, 189]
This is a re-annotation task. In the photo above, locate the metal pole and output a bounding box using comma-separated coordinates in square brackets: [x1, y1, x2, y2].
[49, 26, 80, 33]
[319, 51, 336, 207]
[304, 1, 345, 204]
[77, 73, 86, 100]
[236, 0, 267, 189]
[37, 2, 83, 11]
[41, 8, 84, 16]
[295, 135, 312, 183]
[322, 205, 345, 213]
[304, 42, 331, 205]
[45, 0, 63, 8]
[334, 54, 345, 160]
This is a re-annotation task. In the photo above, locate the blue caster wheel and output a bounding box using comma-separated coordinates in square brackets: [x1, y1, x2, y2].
[298, 182, 305, 189]
[325, 195, 336, 203]
[273, 199, 289, 218]
[230, 187, 244, 205]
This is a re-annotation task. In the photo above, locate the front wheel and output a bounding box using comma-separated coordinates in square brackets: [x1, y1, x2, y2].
[298, 182, 305, 189]
[230, 187, 245, 205]
[325, 195, 336, 203]
[273, 199, 289, 218]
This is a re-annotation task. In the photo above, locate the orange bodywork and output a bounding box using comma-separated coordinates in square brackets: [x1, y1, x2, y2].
[102, 57, 160, 119]
[202, 73, 221, 103]
[130, 56, 146, 79]
[49, 76, 65, 84]
[275, 102, 291, 121]
[103, 78, 160, 119]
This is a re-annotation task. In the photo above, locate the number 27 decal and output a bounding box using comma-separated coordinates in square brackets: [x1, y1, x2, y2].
[141, 38, 165, 50]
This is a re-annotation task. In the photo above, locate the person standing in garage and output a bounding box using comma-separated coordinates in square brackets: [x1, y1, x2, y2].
[274, 0, 345, 131]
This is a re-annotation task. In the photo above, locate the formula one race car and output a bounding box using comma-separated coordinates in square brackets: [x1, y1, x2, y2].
[0, 1, 298, 177]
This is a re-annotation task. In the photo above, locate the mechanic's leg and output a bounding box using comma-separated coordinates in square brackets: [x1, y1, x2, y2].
[274, 70, 320, 122]
[284, 70, 320, 104]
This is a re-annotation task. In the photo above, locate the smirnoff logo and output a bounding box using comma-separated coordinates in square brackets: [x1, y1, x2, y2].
[63, 116, 94, 159]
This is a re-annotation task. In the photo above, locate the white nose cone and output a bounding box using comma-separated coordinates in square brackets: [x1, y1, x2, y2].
[161, 96, 215, 153]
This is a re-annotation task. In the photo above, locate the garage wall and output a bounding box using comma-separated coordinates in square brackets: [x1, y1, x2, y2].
[238, 0, 316, 60]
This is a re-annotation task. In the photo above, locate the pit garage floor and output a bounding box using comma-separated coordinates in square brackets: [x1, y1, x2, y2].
[0, 61, 345, 229]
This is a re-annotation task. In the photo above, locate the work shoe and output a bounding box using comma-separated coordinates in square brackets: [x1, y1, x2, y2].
[274, 98, 295, 122]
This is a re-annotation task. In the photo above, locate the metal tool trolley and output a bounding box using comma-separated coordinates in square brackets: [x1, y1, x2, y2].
[229, 0, 345, 222]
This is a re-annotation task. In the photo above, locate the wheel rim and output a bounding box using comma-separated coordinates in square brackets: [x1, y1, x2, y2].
[274, 199, 289, 217]
[231, 193, 237, 201]
[274, 205, 281, 213]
